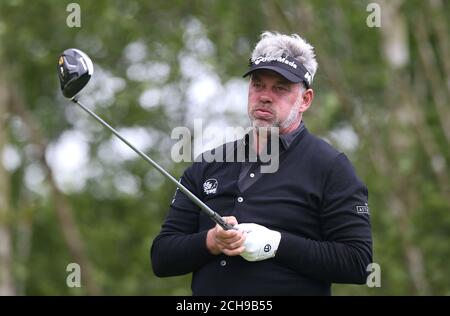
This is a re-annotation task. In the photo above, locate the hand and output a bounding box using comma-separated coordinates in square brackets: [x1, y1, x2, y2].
[206, 216, 246, 256]
[236, 223, 281, 262]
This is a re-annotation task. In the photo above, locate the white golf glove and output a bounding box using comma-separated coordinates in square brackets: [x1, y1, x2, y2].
[237, 223, 281, 262]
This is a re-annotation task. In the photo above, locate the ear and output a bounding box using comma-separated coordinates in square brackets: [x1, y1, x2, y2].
[299, 89, 314, 113]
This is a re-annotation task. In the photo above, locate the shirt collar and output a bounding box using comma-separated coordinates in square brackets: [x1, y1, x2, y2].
[279, 121, 305, 150]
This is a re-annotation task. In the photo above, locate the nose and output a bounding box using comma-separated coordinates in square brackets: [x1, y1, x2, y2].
[259, 93, 273, 104]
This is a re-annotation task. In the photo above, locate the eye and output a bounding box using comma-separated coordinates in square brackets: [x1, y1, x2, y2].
[252, 81, 262, 89]
[275, 85, 288, 92]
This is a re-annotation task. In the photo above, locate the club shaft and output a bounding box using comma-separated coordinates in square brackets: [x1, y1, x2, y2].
[72, 99, 234, 230]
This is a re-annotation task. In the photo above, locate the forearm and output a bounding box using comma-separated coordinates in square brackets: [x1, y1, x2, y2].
[274, 232, 372, 284]
[151, 230, 215, 277]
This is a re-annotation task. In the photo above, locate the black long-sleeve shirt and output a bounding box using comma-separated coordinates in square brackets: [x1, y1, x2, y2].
[151, 127, 372, 295]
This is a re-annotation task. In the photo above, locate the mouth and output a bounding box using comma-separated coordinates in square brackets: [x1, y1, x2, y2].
[253, 108, 274, 120]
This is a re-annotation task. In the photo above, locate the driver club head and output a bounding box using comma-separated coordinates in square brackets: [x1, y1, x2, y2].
[57, 48, 93, 99]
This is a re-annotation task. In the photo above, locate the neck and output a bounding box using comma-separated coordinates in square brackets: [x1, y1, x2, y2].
[280, 118, 301, 135]
[251, 119, 302, 154]
[252, 128, 268, 154]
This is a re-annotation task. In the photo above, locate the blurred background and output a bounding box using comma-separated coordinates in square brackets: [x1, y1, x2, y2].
[0, 0, 449, 295]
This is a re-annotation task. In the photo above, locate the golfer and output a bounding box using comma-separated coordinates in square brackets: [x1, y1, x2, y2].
[151, 31, 372, 295]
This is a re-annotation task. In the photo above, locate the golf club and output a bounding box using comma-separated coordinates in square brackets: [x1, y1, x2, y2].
[57, 48, 234, 230]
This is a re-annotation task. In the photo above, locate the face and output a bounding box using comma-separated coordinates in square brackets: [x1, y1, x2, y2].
[247, 70, 307, 133]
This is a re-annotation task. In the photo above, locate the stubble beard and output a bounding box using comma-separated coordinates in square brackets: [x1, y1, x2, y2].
[249, 93, 302, 133]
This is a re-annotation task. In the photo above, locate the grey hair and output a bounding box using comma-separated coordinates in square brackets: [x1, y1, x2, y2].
[251, 31, 318, 83]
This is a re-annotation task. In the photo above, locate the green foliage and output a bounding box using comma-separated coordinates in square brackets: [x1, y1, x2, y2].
[1, 0, 449, 296]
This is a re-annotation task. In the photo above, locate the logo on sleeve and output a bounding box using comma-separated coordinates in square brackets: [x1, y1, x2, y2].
[203, 178, 218, 195]
[356, 203, 370, 215]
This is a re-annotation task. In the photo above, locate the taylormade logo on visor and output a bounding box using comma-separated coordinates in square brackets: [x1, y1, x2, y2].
[244, 54, 312, 88]
[253, 56, 298, 69]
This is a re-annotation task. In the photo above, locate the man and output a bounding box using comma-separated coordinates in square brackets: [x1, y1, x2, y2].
[151, 32, 372, 295]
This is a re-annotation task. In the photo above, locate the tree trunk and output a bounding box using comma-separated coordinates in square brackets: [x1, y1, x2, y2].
[9, 86, 101, 296]
[379, 0, 431, 294]
[0, 68, 16, 296]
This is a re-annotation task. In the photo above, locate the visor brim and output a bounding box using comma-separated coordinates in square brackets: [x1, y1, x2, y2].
[243, 66, 304, 84]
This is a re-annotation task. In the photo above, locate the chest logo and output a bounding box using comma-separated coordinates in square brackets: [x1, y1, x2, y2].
[203, 178, 218, 195]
